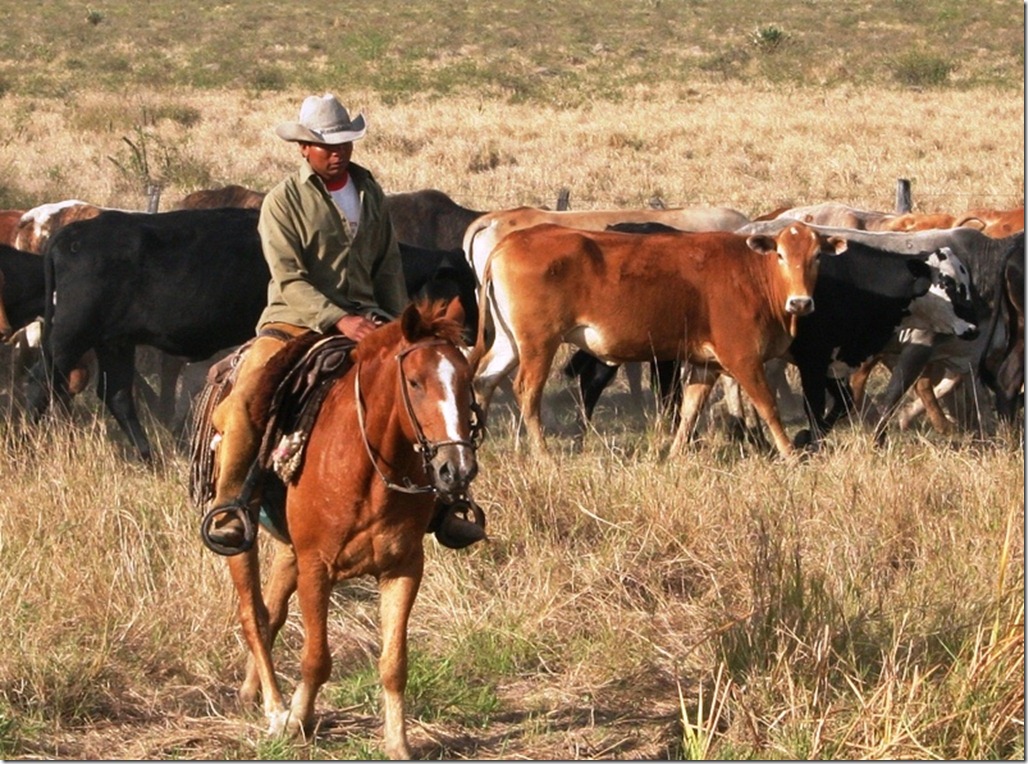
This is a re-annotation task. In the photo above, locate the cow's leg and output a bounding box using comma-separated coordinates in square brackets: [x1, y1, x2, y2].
[823, 374, 857, 430]
[158, 352, 186, 426]
[792, 352, 836, 449]
[669, 365, 718, 456]
[25, 329, 89, 420]
[226, 545, 290, 734]
[287, 553, 334, 738]
[719, 375, 771, 450]
[870, 339, 936, 445]
[726, 357, 794, 457]
[471, 327, 518, 419]
[377, 556, 424, 761]
[901, 372, 959, 433]
[767, 357, 803, 421]
[994, 346, 1025, 424]
[240, 540, 298, 706]
[94, 342, 153, 461]
[512, 338, 560, 454]
[848, 356, 878, 411]
[578, 356, 619, 423]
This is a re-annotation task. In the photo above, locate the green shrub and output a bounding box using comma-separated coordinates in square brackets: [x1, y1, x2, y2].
[892, 50, 955, 87]
[751, 24, 789, 52]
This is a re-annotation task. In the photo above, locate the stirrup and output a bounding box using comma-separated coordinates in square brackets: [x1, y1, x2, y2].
[200, 502, 257, 556]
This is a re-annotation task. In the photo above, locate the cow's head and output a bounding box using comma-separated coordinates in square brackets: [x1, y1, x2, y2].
[746, 223, 847, 317]
[903, 248, 979, 339]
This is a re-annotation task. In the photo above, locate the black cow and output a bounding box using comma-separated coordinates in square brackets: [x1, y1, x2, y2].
[27, 208, 269, 461]
[26, 206, 479, 461]
[399, 242, 478, 341]
[788, 242, 979, 448]
[978, 236, 1025, 423]
[385, 189, 485, 252]
[0, 244, 45, 339]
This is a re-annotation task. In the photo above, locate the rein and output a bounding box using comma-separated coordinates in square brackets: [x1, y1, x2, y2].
[355, 338, 483, 495]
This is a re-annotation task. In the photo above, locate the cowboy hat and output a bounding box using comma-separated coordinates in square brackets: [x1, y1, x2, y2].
[275, 93, 367, 144]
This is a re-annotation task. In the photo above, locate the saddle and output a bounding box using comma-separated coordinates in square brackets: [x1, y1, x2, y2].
[256, 334, 358, 482]
[188, 333, 357, 539]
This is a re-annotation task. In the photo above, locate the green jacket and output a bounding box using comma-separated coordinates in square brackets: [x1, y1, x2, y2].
[256, 160, 408, 332]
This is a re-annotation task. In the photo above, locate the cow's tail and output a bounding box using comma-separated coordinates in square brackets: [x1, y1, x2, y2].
[461, 215, 492, 284]
[467, 246, 498, 374]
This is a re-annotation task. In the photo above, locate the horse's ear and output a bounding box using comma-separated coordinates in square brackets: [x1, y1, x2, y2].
[443, 296, 465, 327]
[400, 303, 425, 342]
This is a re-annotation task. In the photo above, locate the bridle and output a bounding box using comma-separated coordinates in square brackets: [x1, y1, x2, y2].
[355, 337, 484, 495]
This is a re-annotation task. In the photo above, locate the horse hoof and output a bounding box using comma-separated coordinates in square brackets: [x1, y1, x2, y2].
[267, 708, 291, 737]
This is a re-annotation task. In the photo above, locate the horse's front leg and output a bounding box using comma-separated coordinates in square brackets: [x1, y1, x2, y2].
[287, 558, 334, 738]
[240, 540, 298, 707]
[226, 547, 290, 733]
[378, 557, 425, 760]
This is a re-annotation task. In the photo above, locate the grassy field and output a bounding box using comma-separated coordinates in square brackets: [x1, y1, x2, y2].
[0, 0, 1023, 760]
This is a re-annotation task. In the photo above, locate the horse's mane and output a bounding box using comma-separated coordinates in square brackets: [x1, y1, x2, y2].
[355, 299, 466, 360]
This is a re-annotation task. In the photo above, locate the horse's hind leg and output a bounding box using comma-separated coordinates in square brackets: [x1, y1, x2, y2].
[378, 558, 425, 760]
[226, 547, 290, 733]
[240, 541, 298, 706]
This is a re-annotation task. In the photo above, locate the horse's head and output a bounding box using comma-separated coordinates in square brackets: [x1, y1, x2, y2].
[394, 298, 480, 500]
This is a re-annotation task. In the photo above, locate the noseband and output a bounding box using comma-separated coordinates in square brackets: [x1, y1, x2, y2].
[355, 338, 484, 495]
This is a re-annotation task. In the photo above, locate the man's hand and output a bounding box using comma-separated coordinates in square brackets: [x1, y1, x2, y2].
[334, 313, 378, 341]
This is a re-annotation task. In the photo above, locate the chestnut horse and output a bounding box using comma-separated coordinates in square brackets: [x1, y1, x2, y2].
[222, 299, 480, 758]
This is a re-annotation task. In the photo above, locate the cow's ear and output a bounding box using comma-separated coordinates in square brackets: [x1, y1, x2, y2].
[823, 236, 848, 255]
[745, 234, 777, 255]
[907, 258, 933, 296]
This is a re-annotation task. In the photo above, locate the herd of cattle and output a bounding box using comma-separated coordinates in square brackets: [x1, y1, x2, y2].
[0, 184, 1022, 463]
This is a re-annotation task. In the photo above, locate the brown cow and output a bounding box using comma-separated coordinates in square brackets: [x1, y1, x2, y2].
[470, 222, 844, 458]
[463, 204, 753, 282]
[955, 206, 1024, 239]
[464, 204, 754, 417]
[13, 200, 107, 254]
[173, 184, 266, 211]
[0, 209, 26, 246]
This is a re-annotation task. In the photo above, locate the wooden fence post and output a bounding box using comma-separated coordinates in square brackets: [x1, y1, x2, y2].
[895, 178, 912, 213]
[146, 182, 162, 213]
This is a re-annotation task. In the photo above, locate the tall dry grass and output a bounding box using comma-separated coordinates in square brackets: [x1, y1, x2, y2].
[0, 389, 1023, 759]
[0, 81, 1023, 759]
[0, 84, 1021, 215]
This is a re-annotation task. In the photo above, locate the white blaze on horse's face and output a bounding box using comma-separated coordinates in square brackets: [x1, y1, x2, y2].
[436, 355, 465, 441]
[421, 349, 478, 495]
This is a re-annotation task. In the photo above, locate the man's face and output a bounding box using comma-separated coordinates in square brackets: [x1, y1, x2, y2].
[300, 141, 353, 184]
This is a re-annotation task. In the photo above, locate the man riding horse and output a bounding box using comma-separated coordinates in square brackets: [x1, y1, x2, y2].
[202, 92, 485, 554]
